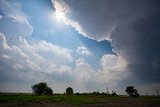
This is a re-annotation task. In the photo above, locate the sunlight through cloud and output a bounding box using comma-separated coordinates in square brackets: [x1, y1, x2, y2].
[55, 10, 65, 21]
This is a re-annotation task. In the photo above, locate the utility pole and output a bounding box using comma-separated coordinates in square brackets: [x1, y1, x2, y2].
[106, 86, 109, 94]
[156, 89, 159, 97]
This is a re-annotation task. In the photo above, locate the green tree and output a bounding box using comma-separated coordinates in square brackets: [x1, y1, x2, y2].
[126, 86, 139, 97]
[111, 90, 117, 96]
[66, 87, 73, 94]
[31, 82, 53, 95]
[46, 87, 53, 95]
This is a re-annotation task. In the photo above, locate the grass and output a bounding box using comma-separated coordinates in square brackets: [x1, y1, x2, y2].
[0, 93, 160, 106]
[0, 93, 50, 103]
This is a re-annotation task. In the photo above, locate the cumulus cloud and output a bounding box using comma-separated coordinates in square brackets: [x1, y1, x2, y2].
[77, 47, 90, 56]
[0, 33, 74, 85]
[0, 33, 40, 72]
[32, 40, 73, 65]
[1, 33, 108, 92]
[0, 0, 33, 46]
[68, 55, 129, 93]
[0, 0, 74, 92]
[100, 54, 128, 83]
[0, 31, 155, 93]
[74, 58, 94, 78]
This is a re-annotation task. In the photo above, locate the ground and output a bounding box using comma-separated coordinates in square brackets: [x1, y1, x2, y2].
[0, 93, 160, 107]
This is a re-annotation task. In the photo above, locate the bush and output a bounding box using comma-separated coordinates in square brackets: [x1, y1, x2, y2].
[92, 91, 101, 95]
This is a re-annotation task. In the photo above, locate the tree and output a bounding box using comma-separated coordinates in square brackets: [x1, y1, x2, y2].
[46, 87, 53, 95]
[126, 86, 139, 97]
[92, 91, 100, 95]
[31, 82, 53, 95]
[111, 90, 117, 96]
[66, 87, 73, 94]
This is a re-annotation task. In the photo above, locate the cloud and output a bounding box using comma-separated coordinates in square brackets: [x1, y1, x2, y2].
[0, 0, 74, 92]
[1, 55, 11, 59]
[32, 40, 73, 65]
[52, 0, 160, 42]
[52, 0, 160, 92]
[77, 47, 91, 56]
[0, 0, 29, 24]
[1, 0, 160, 94]
[0, 33, 74, 84]
[0, 33, 39, 72]
[52, 0, 92, 40]
[0, 0, 33, 46]
[0, 33, 95, 92]
[0, 15, 2, 20]
[111, 14, 160, 83]
[66, 56, 128, 92]
[100, 54, 128, 83]
[0, 31, 155, 93]
[17, 37, 73, 71]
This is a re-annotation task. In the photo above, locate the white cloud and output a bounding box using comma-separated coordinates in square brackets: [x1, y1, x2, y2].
[100, 54, 128, 82]
[45, 65, 72, 74]
[1, 33, 129, 92]
[69, 56, 128, 92]
[0, 15, 2, 20]
[73, 54, 129, 93]
[34, 41, 73, 64]
[52, 0, 92, 40]
[0, 33, 73, 83]
[74, 58, 94, 77]
[2, 55, 11, 59]
[77, 47, 90, 56]
[101, 54, 127, 72]
[71, 58, 96, 91]
[0, 0, 29, 24]
[0, 0, 33, 46]
[24, 40, 73, 66]
[0, 33, 39, 72]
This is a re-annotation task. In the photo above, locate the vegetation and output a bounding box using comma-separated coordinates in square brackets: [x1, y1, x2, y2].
[126, 86, 139, 97]
[0, 93, 159, 106]
[111, 90, 117, 96]
[1, 83, 159, 106]
[31, 82, 53, 95]
[66, 87, 74, 94]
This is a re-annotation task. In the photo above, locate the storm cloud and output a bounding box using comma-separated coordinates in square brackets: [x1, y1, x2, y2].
[53, 0, 160, 90]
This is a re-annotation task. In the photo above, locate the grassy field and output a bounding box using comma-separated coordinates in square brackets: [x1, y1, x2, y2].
[0, 93, 160, 107]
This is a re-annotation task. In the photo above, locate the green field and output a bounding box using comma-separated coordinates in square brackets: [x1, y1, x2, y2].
[0, 93, 160, 107]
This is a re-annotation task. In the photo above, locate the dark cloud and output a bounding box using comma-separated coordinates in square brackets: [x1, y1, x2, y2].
[57, 0, 160, 87]
[58, 0, 160, 41]
[112, 13, 160, 83]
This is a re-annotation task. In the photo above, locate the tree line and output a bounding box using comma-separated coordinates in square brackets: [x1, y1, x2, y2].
[31, 82, 139, 97]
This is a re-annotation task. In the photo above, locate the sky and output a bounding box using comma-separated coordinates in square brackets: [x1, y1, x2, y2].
[0, 0, 160, 95]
